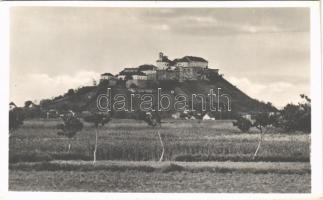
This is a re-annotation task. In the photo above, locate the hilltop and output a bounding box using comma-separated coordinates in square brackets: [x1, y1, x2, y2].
[36, 52, 276, 118]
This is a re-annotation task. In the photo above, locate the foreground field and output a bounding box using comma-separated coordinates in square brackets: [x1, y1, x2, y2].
[10, 119, 310, 162]
[9, 119, 311, 192]
[9, 161, 310, 192]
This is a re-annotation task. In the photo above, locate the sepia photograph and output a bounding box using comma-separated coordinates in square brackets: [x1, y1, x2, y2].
[2, 1, 322, 198]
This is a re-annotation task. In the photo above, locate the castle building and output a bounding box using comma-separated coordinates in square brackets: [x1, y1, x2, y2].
[156, 52, 174, 70]
[138, 64, 157, 80]
[155, 52, 210, 81]
[156, 52, 208, 70]
[115, 52, 218, 84]
[117, 68, 139, 80]
[100, 73, 114, 80]
[174, 56, 208, 68]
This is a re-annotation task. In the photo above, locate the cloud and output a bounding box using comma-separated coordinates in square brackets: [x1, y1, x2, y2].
[153, 24, 170, 31]
[9, 7, 310, 107]
[138, 8, 309, 35]
[227, 76, 307, 108]
[10, 70, 100, 106]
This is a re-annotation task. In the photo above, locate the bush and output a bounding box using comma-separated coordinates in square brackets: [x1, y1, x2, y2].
[280, 95, 311, 133]
[160, 163, 185, 173]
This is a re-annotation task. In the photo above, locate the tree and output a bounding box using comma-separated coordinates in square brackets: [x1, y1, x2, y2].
[83, 112, 111, 164]
[57, 114, 83, 152]
[129, 83, 138, 89]
[280, 94, 311, 132]
[252, 112, 278, 159]
[9, 103, 24, 135]
[39, 99, 51, 108]
[142, 111, 161, 128]
[66, 89, 75, 96]
[24, 100, 33, 108]
[233, 117, 252, 132]
[92, 79, 97, 86]
[141, 111, 164, 162]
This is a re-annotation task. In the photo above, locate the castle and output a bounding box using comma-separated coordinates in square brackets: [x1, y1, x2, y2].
[100, 52, 220, 87]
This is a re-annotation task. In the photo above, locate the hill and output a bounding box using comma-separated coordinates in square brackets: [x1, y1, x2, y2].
[39, 75, 276, 119]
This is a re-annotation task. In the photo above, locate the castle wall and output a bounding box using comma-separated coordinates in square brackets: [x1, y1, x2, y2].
[176, 61, 207, 68]
[141, 70, 157, 80]
[180, 67, 204, 81]
[175, 62, 189, 68]
[156, 70, 179, 81]
[188, 61, 208, 68]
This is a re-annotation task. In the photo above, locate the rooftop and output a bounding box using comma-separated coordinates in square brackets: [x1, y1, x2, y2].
[138, 64, 158, 71]
[101, 73, 114, 76]
[174, 56, 208, 63]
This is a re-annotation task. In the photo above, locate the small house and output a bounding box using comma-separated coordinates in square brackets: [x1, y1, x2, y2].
[202, 113, 215, 120]
[171, 112, 180, 119]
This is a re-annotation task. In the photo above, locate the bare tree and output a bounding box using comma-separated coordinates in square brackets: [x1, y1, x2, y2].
[83, 112, 111, 164]
[57, 113, 83, 152]
[252, 113, 277, 159]
[142, 111, 164, 161]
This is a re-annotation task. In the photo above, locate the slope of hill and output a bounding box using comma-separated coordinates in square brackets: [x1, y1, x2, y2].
[40, 76, 276, 118]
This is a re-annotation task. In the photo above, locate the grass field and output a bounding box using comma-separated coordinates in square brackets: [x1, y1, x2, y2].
[10, 119, 310, 162]
[9, 119, 311, 192]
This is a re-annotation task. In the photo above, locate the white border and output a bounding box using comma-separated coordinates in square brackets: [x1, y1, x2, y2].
[0, 1, 321, 200]
[0, 3, 9, 200]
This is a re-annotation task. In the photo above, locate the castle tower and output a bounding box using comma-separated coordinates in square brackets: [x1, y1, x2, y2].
[159, 52, 163, 60]
[156, 52, 170, 70]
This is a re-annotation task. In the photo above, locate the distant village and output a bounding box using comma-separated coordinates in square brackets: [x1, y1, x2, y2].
[100, 52, 220, 88]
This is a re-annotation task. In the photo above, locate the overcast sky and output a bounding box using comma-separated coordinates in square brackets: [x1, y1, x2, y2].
[10, 7, 310, 107]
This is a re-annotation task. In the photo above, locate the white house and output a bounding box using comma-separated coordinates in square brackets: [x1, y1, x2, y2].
[171, 112, 181, 119]
[203, 113, 215, 120]
[242, 114, 252, 121]
[132, 71, 148, 80]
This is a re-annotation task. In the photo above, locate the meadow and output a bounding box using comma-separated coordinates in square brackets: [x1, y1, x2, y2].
[9, 119, 311, 192]
[9, 119, 310, 162]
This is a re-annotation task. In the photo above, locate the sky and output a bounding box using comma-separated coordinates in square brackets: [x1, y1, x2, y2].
[10, 7, 310, 108]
